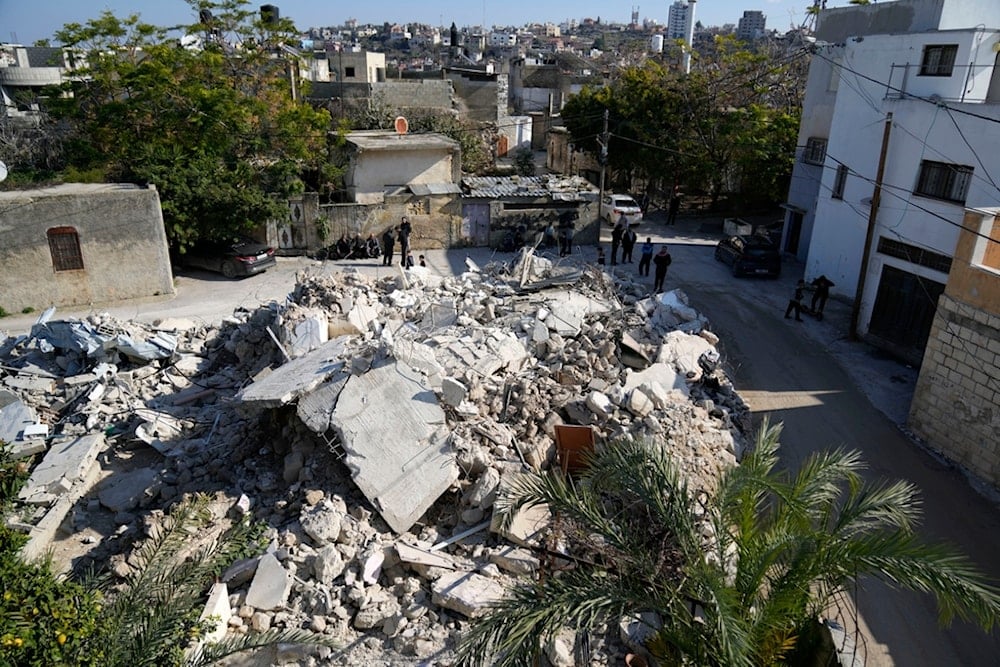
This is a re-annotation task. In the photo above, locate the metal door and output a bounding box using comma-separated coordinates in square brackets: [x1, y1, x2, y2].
[868, 265, 944, 362]
[462, 203, 491, 246]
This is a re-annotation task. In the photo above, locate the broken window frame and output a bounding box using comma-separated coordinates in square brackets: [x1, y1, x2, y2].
[47, 226, 85, 271]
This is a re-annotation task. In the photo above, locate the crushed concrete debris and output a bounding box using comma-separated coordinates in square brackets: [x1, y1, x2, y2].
[1, 248, 752, 665]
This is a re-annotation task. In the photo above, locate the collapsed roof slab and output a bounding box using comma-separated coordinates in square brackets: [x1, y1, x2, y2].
[237, 337, 350, 408]
[331, 360, 457, 533]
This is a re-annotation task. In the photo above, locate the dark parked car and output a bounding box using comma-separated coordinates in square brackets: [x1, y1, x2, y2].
[178, 238, 277, 278]
[714, 234, 781, 277]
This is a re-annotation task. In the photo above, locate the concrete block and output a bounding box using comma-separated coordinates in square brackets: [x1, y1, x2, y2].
[199, 582, 232, 644]
[332, 361, 457, 533]
[237, 337, 350, 407]
[431, 571, 506, 618]
[0, 390, 36, 444]
[98, 467, 160, 513]
[440, 376, 468, 407]
[245, 553, 292, 611]
[489, 546, 539, 575]
[19, 434, 105, 505]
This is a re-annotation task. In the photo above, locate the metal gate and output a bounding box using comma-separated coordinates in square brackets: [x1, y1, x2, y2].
[868, 265, 944, 363]
[462, 203, 491, 246]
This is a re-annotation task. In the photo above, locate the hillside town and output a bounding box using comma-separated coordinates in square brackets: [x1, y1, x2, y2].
[2, 1, 1000, 666]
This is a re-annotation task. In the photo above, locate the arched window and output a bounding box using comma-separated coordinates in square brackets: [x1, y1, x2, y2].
[47, 226, 84, 271]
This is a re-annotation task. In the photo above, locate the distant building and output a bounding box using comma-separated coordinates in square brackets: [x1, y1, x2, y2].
[736, 10, 767, 41]
[667, 1, 693, 40]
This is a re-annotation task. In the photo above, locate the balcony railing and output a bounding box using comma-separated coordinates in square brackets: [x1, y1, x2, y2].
[884, 63, 1000, 104]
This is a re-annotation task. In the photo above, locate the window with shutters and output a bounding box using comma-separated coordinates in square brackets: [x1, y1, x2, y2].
[919, 44, 958, 77]
[802, 137, 827, 165]
[832, 164, 849, 199]
[47, 226, 84, 271]
[914, 160, 973, 203]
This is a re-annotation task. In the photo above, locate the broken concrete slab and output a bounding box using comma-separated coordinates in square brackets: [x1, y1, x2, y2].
[18, 433, 106, 505]
[395, 543, 459, 570]
[0, 389, 35, 444]
[489, 546, 539, 575]
[431, 571, 506, 618]
[98, 467, 160, 513]
[288, 312, 329, 358]
[332, 360, 456, 533]
[490, 475, 550, 548]
[237, 337, 350, 408]
[245, 553, 292, 611]
[543, 290, 614, 336]
[296, 372, 349, 434]
[198, 582, 232, 645]
[3, 375, 55, 393]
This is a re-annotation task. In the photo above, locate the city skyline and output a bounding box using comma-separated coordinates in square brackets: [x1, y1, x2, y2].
[2, 1, 848, 45]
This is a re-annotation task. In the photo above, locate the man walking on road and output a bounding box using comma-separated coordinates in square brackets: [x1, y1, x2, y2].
[652, 245, 672, 292]
[785, 280, 806, 321]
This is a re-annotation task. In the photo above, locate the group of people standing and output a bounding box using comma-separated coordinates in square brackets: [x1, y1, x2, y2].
[378, 216, 424, 269]
[600, 214, 674, 293]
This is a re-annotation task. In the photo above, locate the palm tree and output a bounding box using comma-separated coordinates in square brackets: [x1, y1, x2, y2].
[88, 494, 335, 667]
[458, 421, 1000, 666]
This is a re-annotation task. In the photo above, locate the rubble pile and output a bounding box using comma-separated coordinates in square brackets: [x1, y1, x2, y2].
[1, 251, 751, 665]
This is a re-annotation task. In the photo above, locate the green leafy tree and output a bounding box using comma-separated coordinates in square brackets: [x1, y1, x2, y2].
[44, 1, 334, 250]
[459, 422, 1000, 666]
[560, 37, 805, 210]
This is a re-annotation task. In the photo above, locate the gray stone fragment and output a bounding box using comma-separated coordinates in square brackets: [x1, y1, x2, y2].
[245, 553, 292, 611]
[19, 433, 106, 505]
[300, 499, 345, 545]
[313, 544, 345, 585]
[466, 467, 501, 508]
[585, 391, 613, 419]
[431, 571, 506, 618]
[98, 467, 159, 513]
[440, 377, 468, 407]
[236, 337, 350, 407]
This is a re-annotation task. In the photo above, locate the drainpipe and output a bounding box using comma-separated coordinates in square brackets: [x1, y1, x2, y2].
[850, 112, 893, 341]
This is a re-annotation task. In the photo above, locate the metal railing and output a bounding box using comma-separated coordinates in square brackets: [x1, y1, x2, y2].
[884, 63, 1000, 104]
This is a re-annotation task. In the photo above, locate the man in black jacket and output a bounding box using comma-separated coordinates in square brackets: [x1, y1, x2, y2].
[381, 227, 395, 266]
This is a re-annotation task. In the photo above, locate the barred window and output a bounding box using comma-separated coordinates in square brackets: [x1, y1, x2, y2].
[919, 44, 958, 77]
[832, 164, 849, 199]
[914, 160, 973, 203]
[877, 236, 953, 274]
[47, 226, 84, 271]
[803, 137, 827, 165]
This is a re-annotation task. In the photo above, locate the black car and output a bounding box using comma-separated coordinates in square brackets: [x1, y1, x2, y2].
[714, 234, 781, 277]
[178, 238, 277, 278]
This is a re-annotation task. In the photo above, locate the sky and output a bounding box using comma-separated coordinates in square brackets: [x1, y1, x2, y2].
[2, 1, 859, 45]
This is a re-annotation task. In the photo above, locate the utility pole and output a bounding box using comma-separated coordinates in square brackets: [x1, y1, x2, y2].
[597, 108, 609, 222]
[850, 112, 893, 341]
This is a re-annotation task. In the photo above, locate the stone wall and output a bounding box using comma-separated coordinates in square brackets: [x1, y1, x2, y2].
[371, 80, 453, 112]
[0, 184, 174, 314]
[319, 195, 463, 251]
[909, 293, 1000, 485]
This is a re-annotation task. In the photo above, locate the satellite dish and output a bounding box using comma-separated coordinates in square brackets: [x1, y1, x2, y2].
[0, 161, 7, 183]
[394, 116, 409, 135]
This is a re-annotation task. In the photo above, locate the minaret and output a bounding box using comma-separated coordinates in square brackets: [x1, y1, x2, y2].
[683, 0, 697, 74]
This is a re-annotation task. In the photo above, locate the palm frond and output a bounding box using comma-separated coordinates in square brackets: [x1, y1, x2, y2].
[187, 629, 339, 667]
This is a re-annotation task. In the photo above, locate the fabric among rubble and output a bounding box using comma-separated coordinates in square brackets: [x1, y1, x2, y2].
[0, 251, 751, 665]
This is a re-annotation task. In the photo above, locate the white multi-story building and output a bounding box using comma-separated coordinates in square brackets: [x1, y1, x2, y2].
[783, 0, 1000, 363]
[489, 32, 517, 48]
[667, 1, 692, 40]
[736, 10, 766, 41]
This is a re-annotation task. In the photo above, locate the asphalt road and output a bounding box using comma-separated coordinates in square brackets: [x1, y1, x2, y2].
[657, 226, 1000, 666]
[4, 219, 999, 663]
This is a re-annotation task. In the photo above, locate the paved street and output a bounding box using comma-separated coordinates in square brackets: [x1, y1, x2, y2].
[4, 214, 1000, 664]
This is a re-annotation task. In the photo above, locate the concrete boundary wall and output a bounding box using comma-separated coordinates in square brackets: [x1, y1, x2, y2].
[909, 293, 1000, 485]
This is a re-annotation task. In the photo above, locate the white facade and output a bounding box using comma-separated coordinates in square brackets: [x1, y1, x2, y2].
[667, 2, 691, 40]
[489, 32, 517, 48]
[785, 0, 1000, 355]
